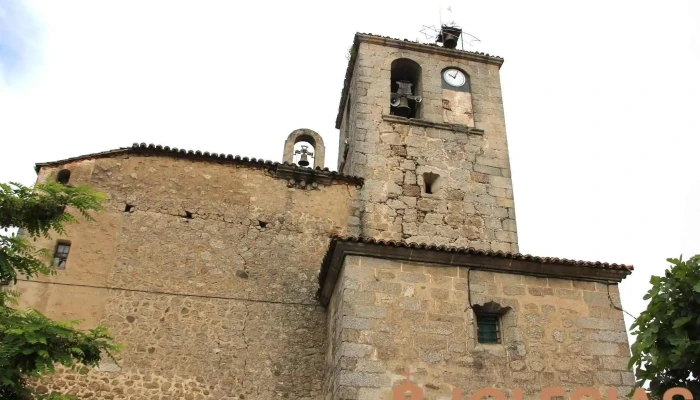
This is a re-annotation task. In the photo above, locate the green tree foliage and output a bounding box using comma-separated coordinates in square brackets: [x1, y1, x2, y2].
[629, 255, 700, 398]
[0, 182, 119, 399]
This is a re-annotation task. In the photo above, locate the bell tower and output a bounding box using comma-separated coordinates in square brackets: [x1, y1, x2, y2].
[336, 33, 518, 253]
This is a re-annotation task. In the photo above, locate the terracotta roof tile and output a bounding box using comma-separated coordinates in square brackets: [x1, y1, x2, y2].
[327, 234, 633, 271]
[35, 143, 364, 185]
[318, 235, 633, 300]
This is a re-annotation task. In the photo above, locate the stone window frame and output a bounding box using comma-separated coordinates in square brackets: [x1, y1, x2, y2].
[470, 301, 514, 349]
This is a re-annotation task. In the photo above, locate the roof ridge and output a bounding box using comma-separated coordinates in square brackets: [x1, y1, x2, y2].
[34, 143, 364, 184]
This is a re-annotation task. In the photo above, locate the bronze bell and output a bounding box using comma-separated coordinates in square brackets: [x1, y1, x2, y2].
[438, 25, 462, 49]
[393, 96, 412, 118]
[294, 145, 314, 167]
[298, 152, 310, 167]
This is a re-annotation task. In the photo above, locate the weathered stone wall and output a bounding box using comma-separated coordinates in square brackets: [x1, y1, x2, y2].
[326, 256, 633, 400]
[18, 154, 362, 399]
[338, 37, 518, 252]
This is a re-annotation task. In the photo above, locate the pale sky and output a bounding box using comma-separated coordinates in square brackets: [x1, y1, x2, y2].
[1, 0, 699, 343]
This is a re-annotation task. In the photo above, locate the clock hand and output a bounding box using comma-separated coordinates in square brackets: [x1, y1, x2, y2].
[450, 72, 457, 79]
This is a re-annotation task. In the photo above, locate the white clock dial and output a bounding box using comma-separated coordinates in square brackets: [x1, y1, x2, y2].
[443, 69, 466, 88]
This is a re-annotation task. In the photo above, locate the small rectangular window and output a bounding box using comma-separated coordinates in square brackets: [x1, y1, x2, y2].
[54, 241, 71, 269]
[423, 172, 439, 195]
[476, 314, 501, 344]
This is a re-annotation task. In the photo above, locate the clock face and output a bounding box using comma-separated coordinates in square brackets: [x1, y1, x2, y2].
[443, 68, 466, 88]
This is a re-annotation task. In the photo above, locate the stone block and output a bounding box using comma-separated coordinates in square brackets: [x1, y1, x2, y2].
[547, 278, 573, 289]
[595, 371, 622, 385]
[586, 342, 619, 356]
[621, 371, 635, 386]
[362, 281, 402, 295]
[495, 230, 517, 243]
[489, 175, 512, 189]
[404, 185, 421, 197]
[577, 317, 617, 330]
[468, 270, 495, 282]
[584, 291, 611, 306]
[417, 198, 437, 212]
[424, 213, 444, 224]
[343, 316, 377, 330]
[398, 297, 427, 311]
[339, 371, 387, 388]
[502, 285, 526, 296]
[430, 288, 450, 301]
[473, 164, 501, 176]
[589, 330, 628, 343]
[555, 289, 582, 300]
[348, 304, 389, 319]
[502, 219, 517, 232]
[573, 281, 597, 291]
[523, 276, 548, 287]
[528, 287, 554, 297]
[397, 272, 426, 283]
[341, 343, 375, 358]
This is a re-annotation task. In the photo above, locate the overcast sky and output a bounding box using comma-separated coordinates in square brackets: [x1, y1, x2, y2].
[1, 0, 699, 341]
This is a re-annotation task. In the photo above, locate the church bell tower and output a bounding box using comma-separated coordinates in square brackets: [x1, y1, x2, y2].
[335, 32, 518, 253]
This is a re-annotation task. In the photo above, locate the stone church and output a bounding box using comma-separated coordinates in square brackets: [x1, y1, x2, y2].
[18, 31, 635, 399]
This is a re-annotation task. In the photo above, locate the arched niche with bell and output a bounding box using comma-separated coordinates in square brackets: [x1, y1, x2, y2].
[282, 129, 326, 169]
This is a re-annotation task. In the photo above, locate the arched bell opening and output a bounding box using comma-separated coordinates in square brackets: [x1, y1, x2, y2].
[282, 129, 326, 169]
[390, 58, 422, 119]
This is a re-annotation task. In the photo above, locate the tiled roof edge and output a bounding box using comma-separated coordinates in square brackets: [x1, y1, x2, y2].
[317, 235, 633, 305]
[34, 143, 365, 185]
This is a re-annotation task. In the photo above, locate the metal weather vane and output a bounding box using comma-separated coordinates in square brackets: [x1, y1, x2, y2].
[419, 4, 482, 50]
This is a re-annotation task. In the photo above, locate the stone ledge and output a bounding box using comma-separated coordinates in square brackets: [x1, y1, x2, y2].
[381, 115, 485, 135]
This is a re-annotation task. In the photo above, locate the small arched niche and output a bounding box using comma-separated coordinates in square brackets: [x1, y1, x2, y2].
[56, 169, 71, 185]
[390, 58, 422, 119]
[282, 129, 326, 169]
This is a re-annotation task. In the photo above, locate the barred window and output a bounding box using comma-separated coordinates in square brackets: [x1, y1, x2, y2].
[476, 314, 501, 344]
[54, 241, 71, 269]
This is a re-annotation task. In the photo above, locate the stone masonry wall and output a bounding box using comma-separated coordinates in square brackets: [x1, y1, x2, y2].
[339, 39, 518, 253]
[326, 255, 633, 400]
[18, 154, 361, 399]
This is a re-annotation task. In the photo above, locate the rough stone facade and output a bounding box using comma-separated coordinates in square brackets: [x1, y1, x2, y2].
[20, 153, 361, 399]
[337, 35, 517, 252]
[323, 255, 634, 400]
[14, 33, 635, 400]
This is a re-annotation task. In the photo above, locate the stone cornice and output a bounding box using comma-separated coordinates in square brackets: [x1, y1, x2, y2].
[357, 34, 505, 67]
[381, 115, 485, 135]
